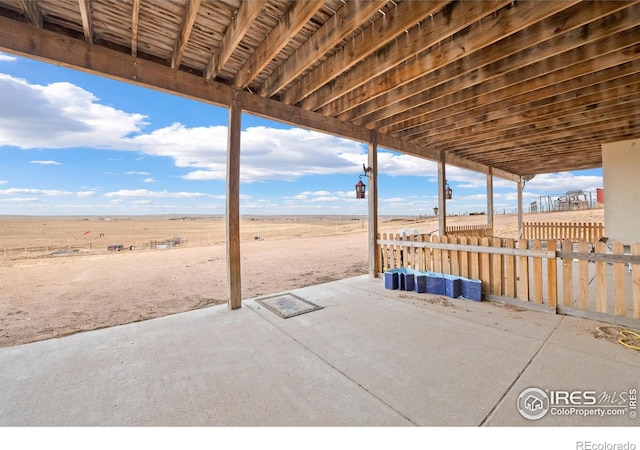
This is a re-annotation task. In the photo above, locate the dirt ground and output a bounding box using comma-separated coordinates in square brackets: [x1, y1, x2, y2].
[0, 210, 604, 348]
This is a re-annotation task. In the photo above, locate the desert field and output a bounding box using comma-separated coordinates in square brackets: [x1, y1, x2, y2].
[0, 209, 604, 348]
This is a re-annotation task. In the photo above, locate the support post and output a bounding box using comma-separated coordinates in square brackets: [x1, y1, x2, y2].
[438, 151, 447, 236]
[517, 178, 524, 240]
[226, 89, 242, 310]
[487, 167, 494, 233]
[368, 131, 378, 277]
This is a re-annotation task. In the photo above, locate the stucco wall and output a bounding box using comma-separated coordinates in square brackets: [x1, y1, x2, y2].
[602, 138, 640, 244]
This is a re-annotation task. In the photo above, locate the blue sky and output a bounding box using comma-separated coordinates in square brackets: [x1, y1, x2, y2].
[0, 52, 604, 216]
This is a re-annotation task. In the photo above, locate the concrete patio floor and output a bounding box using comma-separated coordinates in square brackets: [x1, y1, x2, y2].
[1, 275, 638, 426]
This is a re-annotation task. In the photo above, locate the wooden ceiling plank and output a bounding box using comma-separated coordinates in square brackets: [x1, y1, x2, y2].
[78, 0, 93, 44]
[296, 0, 506, 111]
[427, 75, 640, 146]
[281, 0, 447, 106]
[131, 0, 139, 57]
[170, 0, 201, 70]
[17, 0, 42, 28]
[436, 101, 640, 153]
[401, 31, 640, 142]
[233, 1, 323, 89]
[439, 117, 640, 159]
[259, 0, 387, 98]
[324, 0, 579, 120]
[365, 2, 640, 131]
[205, 0, 264, 81]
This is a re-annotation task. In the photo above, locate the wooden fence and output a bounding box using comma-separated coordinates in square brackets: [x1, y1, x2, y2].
[445, 224, 493, 238]
[377, 233, 640, 326]
[522, 221, 604, 242]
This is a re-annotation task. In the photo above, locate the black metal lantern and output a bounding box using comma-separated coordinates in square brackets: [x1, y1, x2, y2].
[355, 164, 372, 199]
[355, 180, 366, 199]
[445, 179, 453, 200]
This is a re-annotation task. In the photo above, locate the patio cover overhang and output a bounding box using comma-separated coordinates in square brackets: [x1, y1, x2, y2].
[1, 1, 639, 308]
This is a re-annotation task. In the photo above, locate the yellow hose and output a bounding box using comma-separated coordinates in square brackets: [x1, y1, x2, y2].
[596, 326, 640, 351]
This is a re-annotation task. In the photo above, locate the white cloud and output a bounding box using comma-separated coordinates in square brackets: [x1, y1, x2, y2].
[77, 191, 97, 197]
[30, 160, 62, 165]
[125, 171, 150, 175]
[104, 189, 211, 199]
[0, 53, 17, 62]
[0, 180, 7, 185]
[0, 74, 147, 149]
[0, 188, 74, 196]
[143, 178, 155, 183]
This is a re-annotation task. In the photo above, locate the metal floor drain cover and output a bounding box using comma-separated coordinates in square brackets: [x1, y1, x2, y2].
[255, 293, 323, 319]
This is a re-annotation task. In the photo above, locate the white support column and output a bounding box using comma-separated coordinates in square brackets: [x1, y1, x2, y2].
[438, 151, 447, 236]
[226, 89, 242, 310]
[487, 167, 494, 233]
[517, 178, 524, 240]
[368, 131, 378, 277]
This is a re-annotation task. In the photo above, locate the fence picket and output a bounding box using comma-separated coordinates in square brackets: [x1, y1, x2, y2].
[441, 235, 450, 274]
[491, 237, 502, 296]
[633, 243, 640, 319]
[518, 238, 529, 302]
[480, 237, 491, 295]
[613, 242, 626, 316]
[470, 237, 480, 281]
[505, 239, 516, 298]
[532, 240, 543, 304]
[578, 241, 590, 310]
[432, 235, 441, 273]
[547, 240, 558, 308]
[595, 241, 607, 313]
[562, 239, 573, 307]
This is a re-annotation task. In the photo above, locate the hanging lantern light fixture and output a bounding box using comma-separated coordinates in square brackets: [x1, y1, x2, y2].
[355, 164, 372, 199]
[445, 179, 453, 200]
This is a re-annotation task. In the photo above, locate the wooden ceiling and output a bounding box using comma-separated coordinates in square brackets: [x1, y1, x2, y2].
[1, 0, 639, 181]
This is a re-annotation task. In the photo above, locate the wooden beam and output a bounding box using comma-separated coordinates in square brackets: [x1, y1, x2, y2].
[233, 1, 323, 89]
[226, 89, 242, 310]
[0, 15, 520, 183]
[517, 179, 523, 240]
[131, 0, 140, 57]
[205, 0, 263, 81]
[171, 0, 201, 70]
[78, 0, 93, 44]
[283, 0, 446, 106]
[259, 0, 386, 98]
[18, 0, 42, 28]
[368, 131, 378, 278]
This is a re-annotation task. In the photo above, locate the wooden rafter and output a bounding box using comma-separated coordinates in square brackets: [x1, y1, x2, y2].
[233, 0, 323, 89]
[78, 0, 93, 44]
[258, 0, 387, 98]
[326, 1, 580, 120]
[375, 1, 640, 135]
[131, 0, 140, 57]
[17, 0, 41, 27]
[282, 0, 447, 106]
[205, 0, 263, 81]
[298, 0, 509, 112]
[171, 0, 201, 70]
